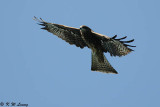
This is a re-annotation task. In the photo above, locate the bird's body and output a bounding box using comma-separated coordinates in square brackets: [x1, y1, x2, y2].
[80, 26, 100, 51]
[80, 26, 106, 63]
[33, 17, 135, 74]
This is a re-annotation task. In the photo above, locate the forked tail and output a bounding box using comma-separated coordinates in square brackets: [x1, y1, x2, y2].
[91, 51, 118, 74]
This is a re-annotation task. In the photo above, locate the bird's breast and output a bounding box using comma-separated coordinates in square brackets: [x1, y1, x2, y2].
[80, 32, 102, 51]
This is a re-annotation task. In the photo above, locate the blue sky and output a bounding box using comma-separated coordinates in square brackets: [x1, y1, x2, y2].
[0, 0, 160, 107]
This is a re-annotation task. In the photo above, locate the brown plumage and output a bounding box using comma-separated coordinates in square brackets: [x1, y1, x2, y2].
[33, 16, 136, 74]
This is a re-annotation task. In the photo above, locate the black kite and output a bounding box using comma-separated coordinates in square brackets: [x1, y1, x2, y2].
[33, 17, 135, 74]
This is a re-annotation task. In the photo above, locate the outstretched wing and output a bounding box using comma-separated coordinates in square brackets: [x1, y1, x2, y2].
[33, 17, 87, 48]
[93, 32, 136, 57]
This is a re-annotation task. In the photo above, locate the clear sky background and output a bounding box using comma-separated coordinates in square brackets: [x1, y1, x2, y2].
[0, 0, 160, 107]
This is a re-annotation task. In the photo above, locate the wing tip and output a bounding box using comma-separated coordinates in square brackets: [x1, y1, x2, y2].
[113, 35, 136, 52]
[33, 16, 46, 23]
[33, 16, 49, 30]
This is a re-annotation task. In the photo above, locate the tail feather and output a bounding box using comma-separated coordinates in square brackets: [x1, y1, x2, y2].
[91, 51, 118, 74]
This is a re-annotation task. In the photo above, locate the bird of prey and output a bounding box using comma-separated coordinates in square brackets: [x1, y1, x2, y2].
[33, 16, 135, 74]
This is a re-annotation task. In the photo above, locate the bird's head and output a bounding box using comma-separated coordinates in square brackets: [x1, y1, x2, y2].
[80, 25, 92, 32]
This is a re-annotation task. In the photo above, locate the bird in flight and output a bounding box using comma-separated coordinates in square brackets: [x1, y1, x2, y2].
[33, 16, 135, 74]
